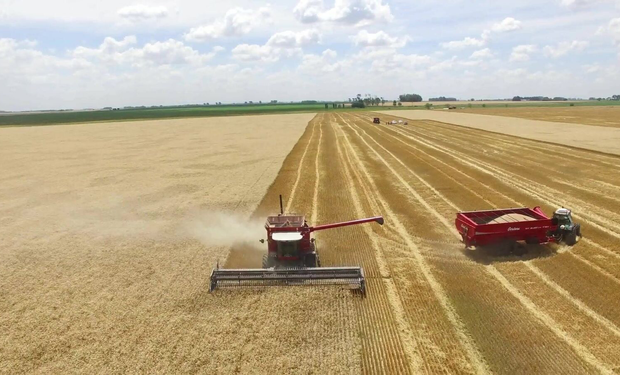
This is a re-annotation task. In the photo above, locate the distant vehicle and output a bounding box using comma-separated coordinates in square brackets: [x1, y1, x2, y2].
[373, 117, 381, 124]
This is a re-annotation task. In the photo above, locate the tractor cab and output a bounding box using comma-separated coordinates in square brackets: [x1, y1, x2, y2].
[551, 207, 581, 245]
[553, 208, 574, 229]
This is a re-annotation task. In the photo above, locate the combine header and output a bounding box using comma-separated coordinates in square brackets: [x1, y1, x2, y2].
[210, 195, 383, 294]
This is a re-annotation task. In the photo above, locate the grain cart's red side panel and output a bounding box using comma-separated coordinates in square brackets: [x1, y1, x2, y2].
[455, 207, 558, 247]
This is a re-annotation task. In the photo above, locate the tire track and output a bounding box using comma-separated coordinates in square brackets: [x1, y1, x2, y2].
[311, 115, 323, 223]
[332, 118, 422, 373]
[359, 115, 620, 285]
[320, 114, 411, 374]
[523, 262, 620, 338]
[487, 266, 614, 375]
[286, 117, 317, 213]
[397, 122, 620, 240]
[336, 114, 489, 374]
[343, 113, 616, 373]
[392, 122, 620, 257]
[367, 115, 620, 329]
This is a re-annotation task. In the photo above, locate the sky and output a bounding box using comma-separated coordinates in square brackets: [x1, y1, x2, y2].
[1, 0, 620, 111]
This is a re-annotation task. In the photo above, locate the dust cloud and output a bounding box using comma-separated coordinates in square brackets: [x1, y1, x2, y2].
[184, 211, 266, 250]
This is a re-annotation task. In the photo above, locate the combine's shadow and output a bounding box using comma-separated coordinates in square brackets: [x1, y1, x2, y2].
[463, 243, 559, 265]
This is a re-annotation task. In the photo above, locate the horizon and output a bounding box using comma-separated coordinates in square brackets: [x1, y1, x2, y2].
[2, 0, 620, 111]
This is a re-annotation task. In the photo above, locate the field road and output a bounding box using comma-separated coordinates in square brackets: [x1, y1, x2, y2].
[259, 112, 620, 374]
[378, 110, 620, 156]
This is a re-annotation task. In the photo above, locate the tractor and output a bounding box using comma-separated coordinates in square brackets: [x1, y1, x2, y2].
[551, 208, 581, 245]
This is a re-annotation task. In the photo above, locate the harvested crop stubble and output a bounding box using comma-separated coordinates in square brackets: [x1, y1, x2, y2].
[0, 114, 365, 373]
[315, 111, 620, 373]
[459, 105, 620, 128]
[379, 109, 620, 156]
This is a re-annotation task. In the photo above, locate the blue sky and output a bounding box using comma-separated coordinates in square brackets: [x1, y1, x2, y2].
[1, 0, 619, 110]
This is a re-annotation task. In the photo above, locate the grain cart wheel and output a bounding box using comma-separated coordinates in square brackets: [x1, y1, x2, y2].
[564, 229, 578, 246]
[513, 243, 527, 256]
[497, 240, 514, 256]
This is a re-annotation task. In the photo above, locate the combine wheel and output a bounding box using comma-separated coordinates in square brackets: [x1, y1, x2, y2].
[305, 253, 318, 267]
[262, 255, 275, 268]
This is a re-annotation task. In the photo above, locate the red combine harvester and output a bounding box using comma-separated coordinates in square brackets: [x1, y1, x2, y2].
[455, 206, 581, 253]
[210, 195, 384, 294]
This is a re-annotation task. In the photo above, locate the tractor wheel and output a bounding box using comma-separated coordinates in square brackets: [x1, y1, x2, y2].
[575, 224, 582, 237]
[564, 230, 578, 246]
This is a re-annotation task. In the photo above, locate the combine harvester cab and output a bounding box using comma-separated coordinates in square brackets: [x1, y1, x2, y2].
[210, 195, 384, 295]
[455, 206, 581, 254]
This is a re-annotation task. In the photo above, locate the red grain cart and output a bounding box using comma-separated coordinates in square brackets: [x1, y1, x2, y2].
[455, 207, 581, 251]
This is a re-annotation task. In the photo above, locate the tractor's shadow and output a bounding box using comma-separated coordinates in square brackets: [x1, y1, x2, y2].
[463, 243, 558, 265]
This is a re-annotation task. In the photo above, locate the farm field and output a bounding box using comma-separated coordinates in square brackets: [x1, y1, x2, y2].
[456, 105, 620, 128]
[3, 111, 620, 374]
[379, 110, 620, 156]
[247, 112, 620, 374]
[0, 114, 365, 374]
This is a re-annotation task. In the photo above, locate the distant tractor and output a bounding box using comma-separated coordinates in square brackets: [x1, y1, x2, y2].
[373, 117, 381, 124]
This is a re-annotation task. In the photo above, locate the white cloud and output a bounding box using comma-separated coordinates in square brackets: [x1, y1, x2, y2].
[293, 0, 393, 27]
[232, 29, 321, 62]
[117, 4, 168, 21]
[267, 29, 321, 48]
[73, 36, 220, 66]
[428, 57, 458, 72]
[601, 18, 620, 44]
[299, 49, 348, 73]
[441, 18, 520, 51]
[185, 7, 271, 42]
[560, 0, 607, 7]
[543, 40, 589, 58]
[510, 44, 537, 62]
[491, 17, 522, 32]
[441, 36, 486, 50]
[139, 39, 217, 65]
[367, 52, 433, 73]
[351, 30, 408, 48]
[0, 38, 93, 85]
[231, 44, 278, 62]
[470, 48, 493, 59]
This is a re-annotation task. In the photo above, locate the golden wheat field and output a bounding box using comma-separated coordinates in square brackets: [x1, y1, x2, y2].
[3, 110, 620, 374]
[457, 105, 620, 128]
[379, 109, 620, 156]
